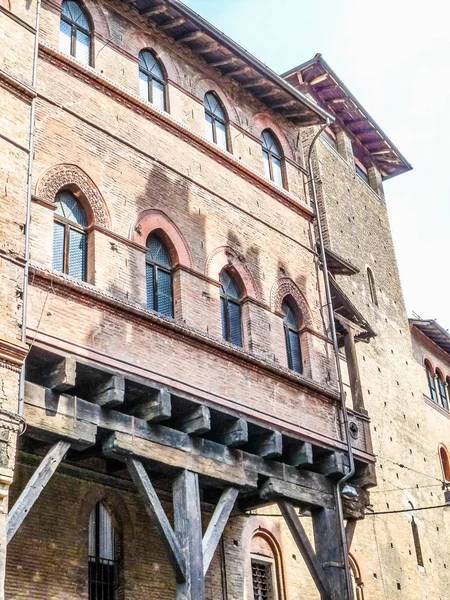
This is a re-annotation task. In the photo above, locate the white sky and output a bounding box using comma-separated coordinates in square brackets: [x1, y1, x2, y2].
[184, 0, 450, 331]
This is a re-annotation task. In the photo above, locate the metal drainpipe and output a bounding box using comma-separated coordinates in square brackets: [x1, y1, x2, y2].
[307, 122, 356, 600]
[18, 0, 42, 417]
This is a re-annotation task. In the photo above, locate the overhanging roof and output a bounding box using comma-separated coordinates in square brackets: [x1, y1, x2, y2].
[283, 54, 412, 180]
[330, 276, 375, 343]
[410, 319, 450, 356]
[124, 0, 334, 125]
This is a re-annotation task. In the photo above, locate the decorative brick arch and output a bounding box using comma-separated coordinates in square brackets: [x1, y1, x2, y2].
[36, 164, 111, 228]
[250, 112, 295, 161]
[54, 0, 110, 40]
[122, 31, 181, 85]
[132, 209, 193, 268]
[206, 246, 260, 300]
[270, 277, 314, 328]
[77, 486, 132, 537]
[191, 77, 238, 123]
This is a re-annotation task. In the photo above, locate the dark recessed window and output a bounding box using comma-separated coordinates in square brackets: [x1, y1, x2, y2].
[146, 234, 173, 317]
[59, 0, 91, 65]
[88, 503, 116, 600]
[322, 128, 338, 152]
[53, 190, 87, 281]
[251, 558, 274, 600]
[425, 362, 438, 403]
[367, 267, 378, 306]
[437, 373, 449, 410]
[261, 129, 283, 187]
[204, 92, 228, 151]
[440, 446, 450, 482]
[409, 504, 424, 568]
[282, 299, 302, 374]
[355, 162, 370, 185]
[138, 50, 166, 111]
[220, 271, 242, 347]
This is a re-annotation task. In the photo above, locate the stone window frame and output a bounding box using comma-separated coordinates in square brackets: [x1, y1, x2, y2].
[244, 522, 286, 600]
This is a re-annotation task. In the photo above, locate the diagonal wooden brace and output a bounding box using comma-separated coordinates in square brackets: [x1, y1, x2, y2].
[202, 487, 238, 575]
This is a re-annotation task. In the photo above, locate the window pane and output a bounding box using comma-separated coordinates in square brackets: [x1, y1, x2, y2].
[272, 157, 283, 187]
[68, 229, 87, 280]
[139, 70, 149, 101]
[215, 119, 227, 151]
[228, 301, 242, 347]
[147, 234, 171, 269]
[146, 264, 155, 310]
[53, 222, 65, 272]
[88, 507, 96, 559]
[205, 113, 214, 143]
[427, 368, 438, 403]
[221, 297, 227, 340]
[152, 79, 165, 111]
[55, 190, 87, 226]
[262, 150, 271, 180]
[289, 330, 302, 374]
[59, 19, 72, 55]
[76, 30, 90, 65]
[98, 504, 114, 562]
[157, 270, 173, 317]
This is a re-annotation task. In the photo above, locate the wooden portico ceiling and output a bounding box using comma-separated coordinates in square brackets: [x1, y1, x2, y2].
[122, 0, 333, 126]
[283, 55, 412, 179]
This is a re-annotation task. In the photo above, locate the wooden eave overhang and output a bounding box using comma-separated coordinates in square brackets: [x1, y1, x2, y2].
[330, 276, 375, 343]
[321, 246, 359, 277]
[122, 0, 334, 126]
[410, 319, 450, 356]
[283, 55, 412, 180]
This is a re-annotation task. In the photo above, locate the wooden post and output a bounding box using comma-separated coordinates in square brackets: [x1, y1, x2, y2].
[312, 506, 350, 600]
[343, 327, 365, 413]
[173, 470, 204, 600]
[7, 440, 71, 543]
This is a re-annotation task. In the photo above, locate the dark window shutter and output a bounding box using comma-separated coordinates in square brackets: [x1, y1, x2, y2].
[289, 330, 302, 374]
[146, 264, 155, 310]
[53, 222, 65, 271]
[228, 301, 242, 347]
[157, 270, 173, 317]
[68, 229, 87, 281]
[220, 297, 227, 340]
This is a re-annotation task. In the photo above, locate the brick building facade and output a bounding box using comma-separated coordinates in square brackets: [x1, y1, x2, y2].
[0, 0, 448, 599]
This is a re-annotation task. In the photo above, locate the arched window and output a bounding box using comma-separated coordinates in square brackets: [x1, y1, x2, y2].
[409, 503, 424, 567]
[261, 129, 283, 187]
[89, 502, 116, 600]
[349, 555, 364, 600]
[146, 233, 173, 318]
[436, 371, 449, 410]
[59, 0, 91, 65]
[440, 445, 450, 482]
[425, 361, 438, 403]
[251, 532, 284, 600]
[53, 190, 88, 281]
[367, 267, 378, 306]
[282, 299, 302, 374]
[204, 92, 228, 151]
[138, 50, 166, 111]
[220, 270, 242, 347]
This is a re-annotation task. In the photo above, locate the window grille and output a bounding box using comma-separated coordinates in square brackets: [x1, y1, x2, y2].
[138, 50, 166, 111]
[251, 559, 275, 600]
[282, 300, 302, 374]
[204, 92, 228, 151]
[220, 271, 242, 347]
[59, 0, 91, 65]
[53, 190, 87, 281]
[88, 503, 116, 600]
[261, 130, 283, 187]
[146, 233, 173, 317]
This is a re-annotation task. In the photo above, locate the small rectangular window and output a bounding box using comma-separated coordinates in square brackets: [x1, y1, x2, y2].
[252, 559, 275, 600]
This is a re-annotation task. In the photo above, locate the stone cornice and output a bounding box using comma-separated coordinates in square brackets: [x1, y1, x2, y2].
[0, 336, 28, 369]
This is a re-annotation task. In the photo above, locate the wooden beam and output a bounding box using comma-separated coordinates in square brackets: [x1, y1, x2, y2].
[40, 357, 76, 392]
[259, 477, 334, 510]
[214, 417, 248, 447]
[242, 78, 266, 89]
[309, 73, 329, 86]
[128, 388, 171, 423]
[172, 405, 210, 436]
[202, 487, 238, 575]
[249, 430, 282, 458]
[174, 471, 204, 600]
[210, 56, 237, 68]
[159, 17, 185, 30]
[140, 4, 168, 17]
[197, 42, 220, 55]
[126, 458, 186, 583]
[314, 452, 348, 479]
[285, 441, 313, 467]
[177, 30, 204, 43]
[7, 441, 71, 543]
[344, 327, 365, 412]
[278, 500, 331, 600]
[346, 519, 357, 551]
[91, 375, 125, 408]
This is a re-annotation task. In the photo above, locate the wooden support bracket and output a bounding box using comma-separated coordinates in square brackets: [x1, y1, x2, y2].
[172, 405, 211, 436]
[128, 388, 171, 423]
[214, 418, 248, 447]
[345, 519, 357, 551]
[314, 452, 348, 480]
[202, 487, 238, 575]
[249, 430, 282, 459]
[91, 375, 125, 408]
[259, 477, 335, 510]
[285, 441, 313, 467]
[7, 440, 71, 543]
[40, 357, 76, 392]
[126, 458, 186, 583]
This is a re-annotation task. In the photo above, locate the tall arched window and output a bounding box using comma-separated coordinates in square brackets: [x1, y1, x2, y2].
[59, 0, 91, 65]
[146, 233, 173, 317]
[408, 503, 424, 568]
[138, 50, 166, 111]
[425, 361, 438, 403]
[220, 270, 242, 347]
[439, 445, 450, 482]
[53, 190, 88, 281]
[89, 502, 116, 600]
[204, 92, 228, 151]
[261, 129, 283, 187]
[250, 532, 284, 600]
[436, 371, 449, 410]
[282, 299, 302, 374]
[367, 267, 378, 306]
